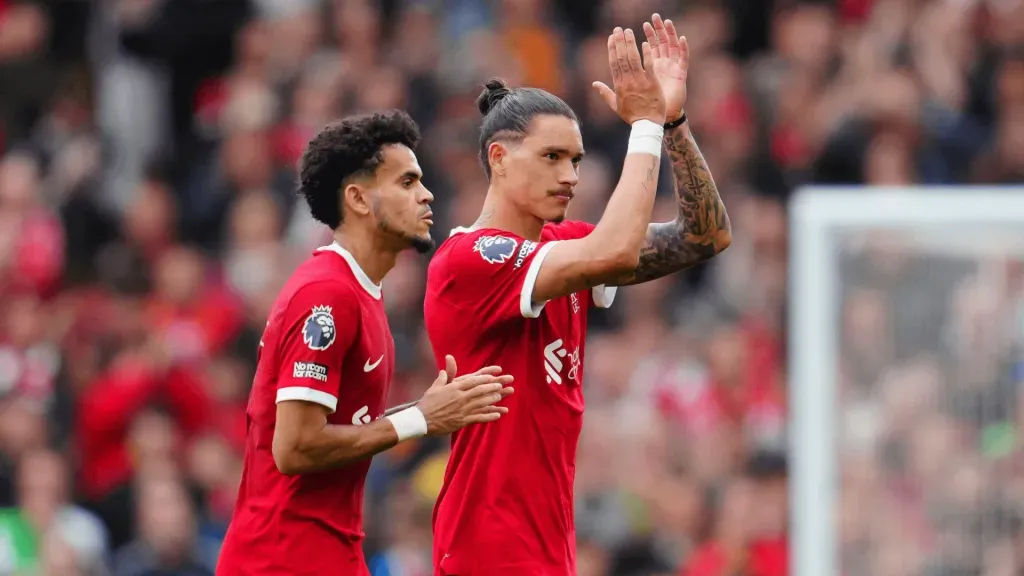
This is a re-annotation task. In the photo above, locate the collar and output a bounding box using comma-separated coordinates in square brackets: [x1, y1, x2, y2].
[316, 242, 382, 300]
[449, 226, 477, 237]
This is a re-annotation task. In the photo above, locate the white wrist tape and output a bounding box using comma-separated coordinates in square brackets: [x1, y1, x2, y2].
[386, 406, 428, 441]
[626, 119, 664, 158]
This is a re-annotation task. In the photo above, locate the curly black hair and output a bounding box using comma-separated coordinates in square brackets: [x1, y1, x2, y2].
[298, 110, 421, 229]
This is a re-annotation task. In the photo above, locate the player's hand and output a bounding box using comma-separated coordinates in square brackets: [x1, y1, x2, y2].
[418, 356, 514, 436]
[591, 27, 667, 125]
[642, 15, 689, 123]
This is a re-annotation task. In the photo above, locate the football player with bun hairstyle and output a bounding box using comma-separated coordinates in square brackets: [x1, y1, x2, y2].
[424, 16, 731, 575]
[218, 110, 514, 576]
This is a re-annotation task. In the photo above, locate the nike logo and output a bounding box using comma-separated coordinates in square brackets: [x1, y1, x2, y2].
[364, 355, 384, 372]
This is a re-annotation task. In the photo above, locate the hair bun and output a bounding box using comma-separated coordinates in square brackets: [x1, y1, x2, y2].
[477, 78, 512, 116]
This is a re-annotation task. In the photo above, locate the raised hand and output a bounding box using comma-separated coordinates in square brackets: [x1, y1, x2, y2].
[417, 355, 514, 435]
[594, 16, 690, 124]
[644, 14, 689, 123]
[591, 27, 667, 125]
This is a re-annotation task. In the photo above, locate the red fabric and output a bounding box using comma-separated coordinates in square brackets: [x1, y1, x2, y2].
[272, 122, 314, 167]
[839, 0, 874, 23]
[770, 124, 810, 168]
[219, 247, 397, 576]
[144, 288, 243, 361]
[682, 539, 788, 576]
[655, 319, 784, 437]
[77, 358, 162, 499]
[77, 360, 213, 499]
[8, 210, 64, 298]
[425, 221, 607, 575]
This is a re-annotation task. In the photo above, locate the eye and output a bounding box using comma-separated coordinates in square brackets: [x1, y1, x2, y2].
[403, 178, 416, 188]
[545, 153, 559, 161]
[571, 156, 583, 166]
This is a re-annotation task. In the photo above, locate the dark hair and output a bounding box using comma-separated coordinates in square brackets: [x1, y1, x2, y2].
[299, 110, 421, 229]
[476, 78, 578, 179]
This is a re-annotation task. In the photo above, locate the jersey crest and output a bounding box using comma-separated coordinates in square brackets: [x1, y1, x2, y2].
[302, 305, 336, 350]
[473, 236, 518, 264]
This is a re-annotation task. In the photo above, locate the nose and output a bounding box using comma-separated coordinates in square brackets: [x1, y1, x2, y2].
[419, 185, 434, 204]
[558, 161, 579, 188]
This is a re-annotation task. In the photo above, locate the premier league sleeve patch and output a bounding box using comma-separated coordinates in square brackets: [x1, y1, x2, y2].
[302, 305, 336, 351]
[473, 235, 518, 264]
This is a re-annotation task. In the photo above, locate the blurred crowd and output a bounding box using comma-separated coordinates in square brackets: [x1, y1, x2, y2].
[836, 236, 1024, 576]
[0, 0, 1021, 574]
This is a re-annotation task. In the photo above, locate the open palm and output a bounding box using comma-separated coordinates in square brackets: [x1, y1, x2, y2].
[593, 14, 690, 124]
[644, 15, 689, 122]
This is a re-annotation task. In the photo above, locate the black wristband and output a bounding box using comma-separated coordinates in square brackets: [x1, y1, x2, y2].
[664, 113, 687, 130]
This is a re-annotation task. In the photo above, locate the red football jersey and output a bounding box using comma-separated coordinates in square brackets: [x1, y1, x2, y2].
[218, 243, 395, 576]
[424, 221, 617, 575]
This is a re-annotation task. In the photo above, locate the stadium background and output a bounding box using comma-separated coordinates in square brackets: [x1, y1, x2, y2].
[0, 0, 1021, 574]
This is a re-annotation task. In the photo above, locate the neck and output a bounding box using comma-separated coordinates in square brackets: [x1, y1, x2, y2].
[474, 186, 545, 241]
[332, 227, 397, 285]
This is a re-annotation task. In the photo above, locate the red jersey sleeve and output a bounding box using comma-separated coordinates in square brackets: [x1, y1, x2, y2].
[438, 232, 552, 321]
[273, 281, 359, 413]
[438, 221, 617, 322]
[545, 220, 618, 310]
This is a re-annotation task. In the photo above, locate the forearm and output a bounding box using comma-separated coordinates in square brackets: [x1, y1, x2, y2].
[610, 123, 732, 286]
[588, 129, 663, 259]
[275, 419, 400, 474]
[666, 123, 729, 239]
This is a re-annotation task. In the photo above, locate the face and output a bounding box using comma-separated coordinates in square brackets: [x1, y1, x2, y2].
[346, 144, 435, 253]
[490, 114, 583, 223]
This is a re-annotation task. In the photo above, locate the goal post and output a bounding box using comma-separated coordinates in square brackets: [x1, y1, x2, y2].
[789, 187, 1024, 576]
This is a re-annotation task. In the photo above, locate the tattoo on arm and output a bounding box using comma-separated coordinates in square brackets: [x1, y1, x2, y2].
[613, 126, 732, 286]
[642, 155, 658, 192]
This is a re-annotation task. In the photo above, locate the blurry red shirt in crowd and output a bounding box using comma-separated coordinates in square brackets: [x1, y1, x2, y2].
[77, 358, 212, 499]
[682, 538, 788, 576]
[654, 318, 785, 439]
[839, 0, 874, 22]
[3, 209, 64, 299]
[144, 286, 243, 362]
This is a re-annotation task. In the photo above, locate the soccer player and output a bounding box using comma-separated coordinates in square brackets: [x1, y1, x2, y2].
[423, 18, 732, 575]
[217, 111, 514, 576]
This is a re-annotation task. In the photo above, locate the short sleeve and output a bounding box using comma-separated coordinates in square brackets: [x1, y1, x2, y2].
[540, 221, 618, 310]
[273, 282, 359, 413]
[442, 233, 559, 321]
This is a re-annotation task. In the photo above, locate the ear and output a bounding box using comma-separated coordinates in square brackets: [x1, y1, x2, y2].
[342, 182, 373, 217]
[487, 141, 508, 178]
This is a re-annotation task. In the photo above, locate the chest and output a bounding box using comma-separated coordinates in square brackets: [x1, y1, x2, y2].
[333, 300, 395, 426]
[532, 291, 590, 390]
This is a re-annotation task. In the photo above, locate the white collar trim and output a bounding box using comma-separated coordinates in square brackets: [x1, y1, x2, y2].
[316, 242, 382, 300]
[449, 226, 477, 237]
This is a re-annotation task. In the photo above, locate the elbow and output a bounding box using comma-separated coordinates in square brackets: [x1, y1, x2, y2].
[607, 248, 641, 274]
[715, 229, 733, 256]
[272, 445, 303, 476]
[587, 245, 640, 278]
[272, 435, 307, 476]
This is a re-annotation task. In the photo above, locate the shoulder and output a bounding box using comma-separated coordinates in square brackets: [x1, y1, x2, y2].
[541, 220, 595, 241]
[433, 228, 524, 272]
[279, 277, 361, 328]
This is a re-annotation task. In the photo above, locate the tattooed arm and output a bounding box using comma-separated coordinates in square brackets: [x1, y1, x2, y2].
[609, 123, 732, 286]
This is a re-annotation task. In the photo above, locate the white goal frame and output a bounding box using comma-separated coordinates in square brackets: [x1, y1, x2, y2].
[789, 186, 1024, 576]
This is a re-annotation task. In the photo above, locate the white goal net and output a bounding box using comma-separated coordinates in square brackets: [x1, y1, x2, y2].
[790, 187, 1024, 576]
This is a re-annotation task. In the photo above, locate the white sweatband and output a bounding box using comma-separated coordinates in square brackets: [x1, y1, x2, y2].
[626, 119, 664, 158]
[386, 407, 428, 441]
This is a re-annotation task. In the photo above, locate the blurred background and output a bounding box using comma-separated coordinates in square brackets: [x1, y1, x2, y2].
[0, 0, 1022, 574]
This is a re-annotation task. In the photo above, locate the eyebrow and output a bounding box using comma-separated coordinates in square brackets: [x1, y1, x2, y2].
[397, 170, 422, 182]
[541, 146, 585, 158]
